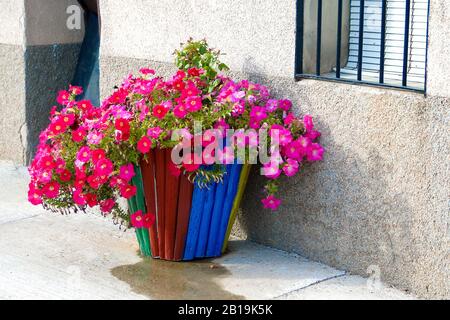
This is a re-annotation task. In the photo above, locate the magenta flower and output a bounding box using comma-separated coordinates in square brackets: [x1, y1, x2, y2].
[73, 190, 87, 206]
[43, 181, 60, 199]
[56, 90, 70, 105]
[119, 164, 135, 181]
[250, 106, 267, 122]
[120, 184, 137, 199]
[131, 210, 144, 228]
[95, 158, 114, 176]
[100, 199, 115, 213]
[231, 103, 245, 117]
[147, 127, 163, 139]
[279, 99, 292, 111]
[87, 130, 103, 145]
[284, 140, 301, 160]
[262, 163, 282, 179]
[261, 195, 281, 210]
[265, 99, 278, 112]
[283, 159, 299, 177]
[185, 96, 202, 112]
[174, 104, 188, 119]
[303, 115, 314, 132]
[92, 149, 106, 163]
[76, 146, 91, 163]
[72, 127, 87, 142]
[137, 136, 152, 154]
[153, 104, 169, 119]
[28, 188, 42, 205]
[139, 68, 155, 75]
[306, 143, 324, 162]
[109, 176, 126, 188]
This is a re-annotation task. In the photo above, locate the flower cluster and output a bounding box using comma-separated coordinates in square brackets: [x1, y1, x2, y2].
[28, 39, 324, 225]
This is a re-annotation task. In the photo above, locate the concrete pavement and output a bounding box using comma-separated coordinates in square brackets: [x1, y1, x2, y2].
[0, 162, 415, 300]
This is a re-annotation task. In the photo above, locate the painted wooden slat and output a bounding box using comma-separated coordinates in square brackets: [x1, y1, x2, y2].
[133, 165, 151, 256]
[194, 183, 217, 258]
[183, 184, 206, 260]
[140, 151, 159, 257]
[173, 174, 194, 260]
[222, 164, 252, 253]
[205, 165, 231, 257]
[215, 164, 243, 255]
[154, 149, 166, 260]
[163, 148, 180, 260]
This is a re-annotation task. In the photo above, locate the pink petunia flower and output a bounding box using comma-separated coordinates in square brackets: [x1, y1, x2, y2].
[147, 127, 163, 139]
[131, 210, 144, 228]
[173, 104, 188, 118]
[59, 169, 72, 182]
[72, 127, 87, 142]
[28, 188, 43, 205]
[143, 213, 156, 228]
[279, 99, 292, 111]
[120, 185, 137, 199]
[303, 115, 314, 132]
[139, 68, 155, 75]
[100, 199, 115, 213]
[109, 175, 126, 188]
[95, 158, 114, 176]
[78, 100, 93, 112]
[60, 114, 75, 127]
[56, 90, 70, 105]
[87, 130, 103, 145]
[73, 190, 87, 206]
[42, 181, 60, 199]
[185, 96, 202, 112]
[115, 118, 130, 133]
[152, 104, 169, 119]
[76, 146, 91, 163]
[250, 106, 267, 122]
[306, 143, 324, 162]
[119, 164, 135, 181]
[282, 159, 299, 177]
[92, 149, 106, 163]
[261, 163, 282, 179]
[137, 136, 152, 154]
[261, 195, 281, 210]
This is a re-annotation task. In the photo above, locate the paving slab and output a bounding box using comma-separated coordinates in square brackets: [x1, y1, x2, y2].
[277, 275, 416, 300]
[0, 163, 416, 300]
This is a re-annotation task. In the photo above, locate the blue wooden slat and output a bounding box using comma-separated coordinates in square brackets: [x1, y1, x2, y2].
[182, 185, 206, 260]
[194, 183, 217, 258]
[205, 165, 232, 257]
[214, 164, 242, 255]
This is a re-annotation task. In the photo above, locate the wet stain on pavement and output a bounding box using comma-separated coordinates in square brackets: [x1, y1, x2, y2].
[111, 258, 244, 300]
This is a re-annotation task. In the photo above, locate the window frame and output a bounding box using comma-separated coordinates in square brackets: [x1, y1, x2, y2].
[294, 0, 431, 94]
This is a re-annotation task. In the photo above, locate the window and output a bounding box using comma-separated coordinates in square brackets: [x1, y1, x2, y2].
[295, 0, 430, 92]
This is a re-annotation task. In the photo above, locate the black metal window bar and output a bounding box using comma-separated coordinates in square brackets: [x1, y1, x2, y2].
[295, 0, 430, 93]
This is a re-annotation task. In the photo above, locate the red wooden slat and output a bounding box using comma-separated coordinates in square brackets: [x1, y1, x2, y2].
[139, 151, 159, 257]
[173, 170, 194, 260]
[154, 149, 166, 260]
[163, 148, 180, 260]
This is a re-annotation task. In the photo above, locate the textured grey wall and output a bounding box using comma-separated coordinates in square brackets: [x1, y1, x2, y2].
[97, 0, 449, 298]
[0, 0, 83, 163]
[99, 56, 449, 299]
[0, 45, 26, 163]
[24, 44, 81, 163]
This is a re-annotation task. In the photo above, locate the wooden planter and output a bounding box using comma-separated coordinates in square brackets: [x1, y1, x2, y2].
[127, 149, 250, 261]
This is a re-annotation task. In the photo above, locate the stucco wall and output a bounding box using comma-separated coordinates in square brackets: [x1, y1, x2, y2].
[0, 0, 84, 164]
[101, 0, 448, 298]
[0, 1, 26, 163]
